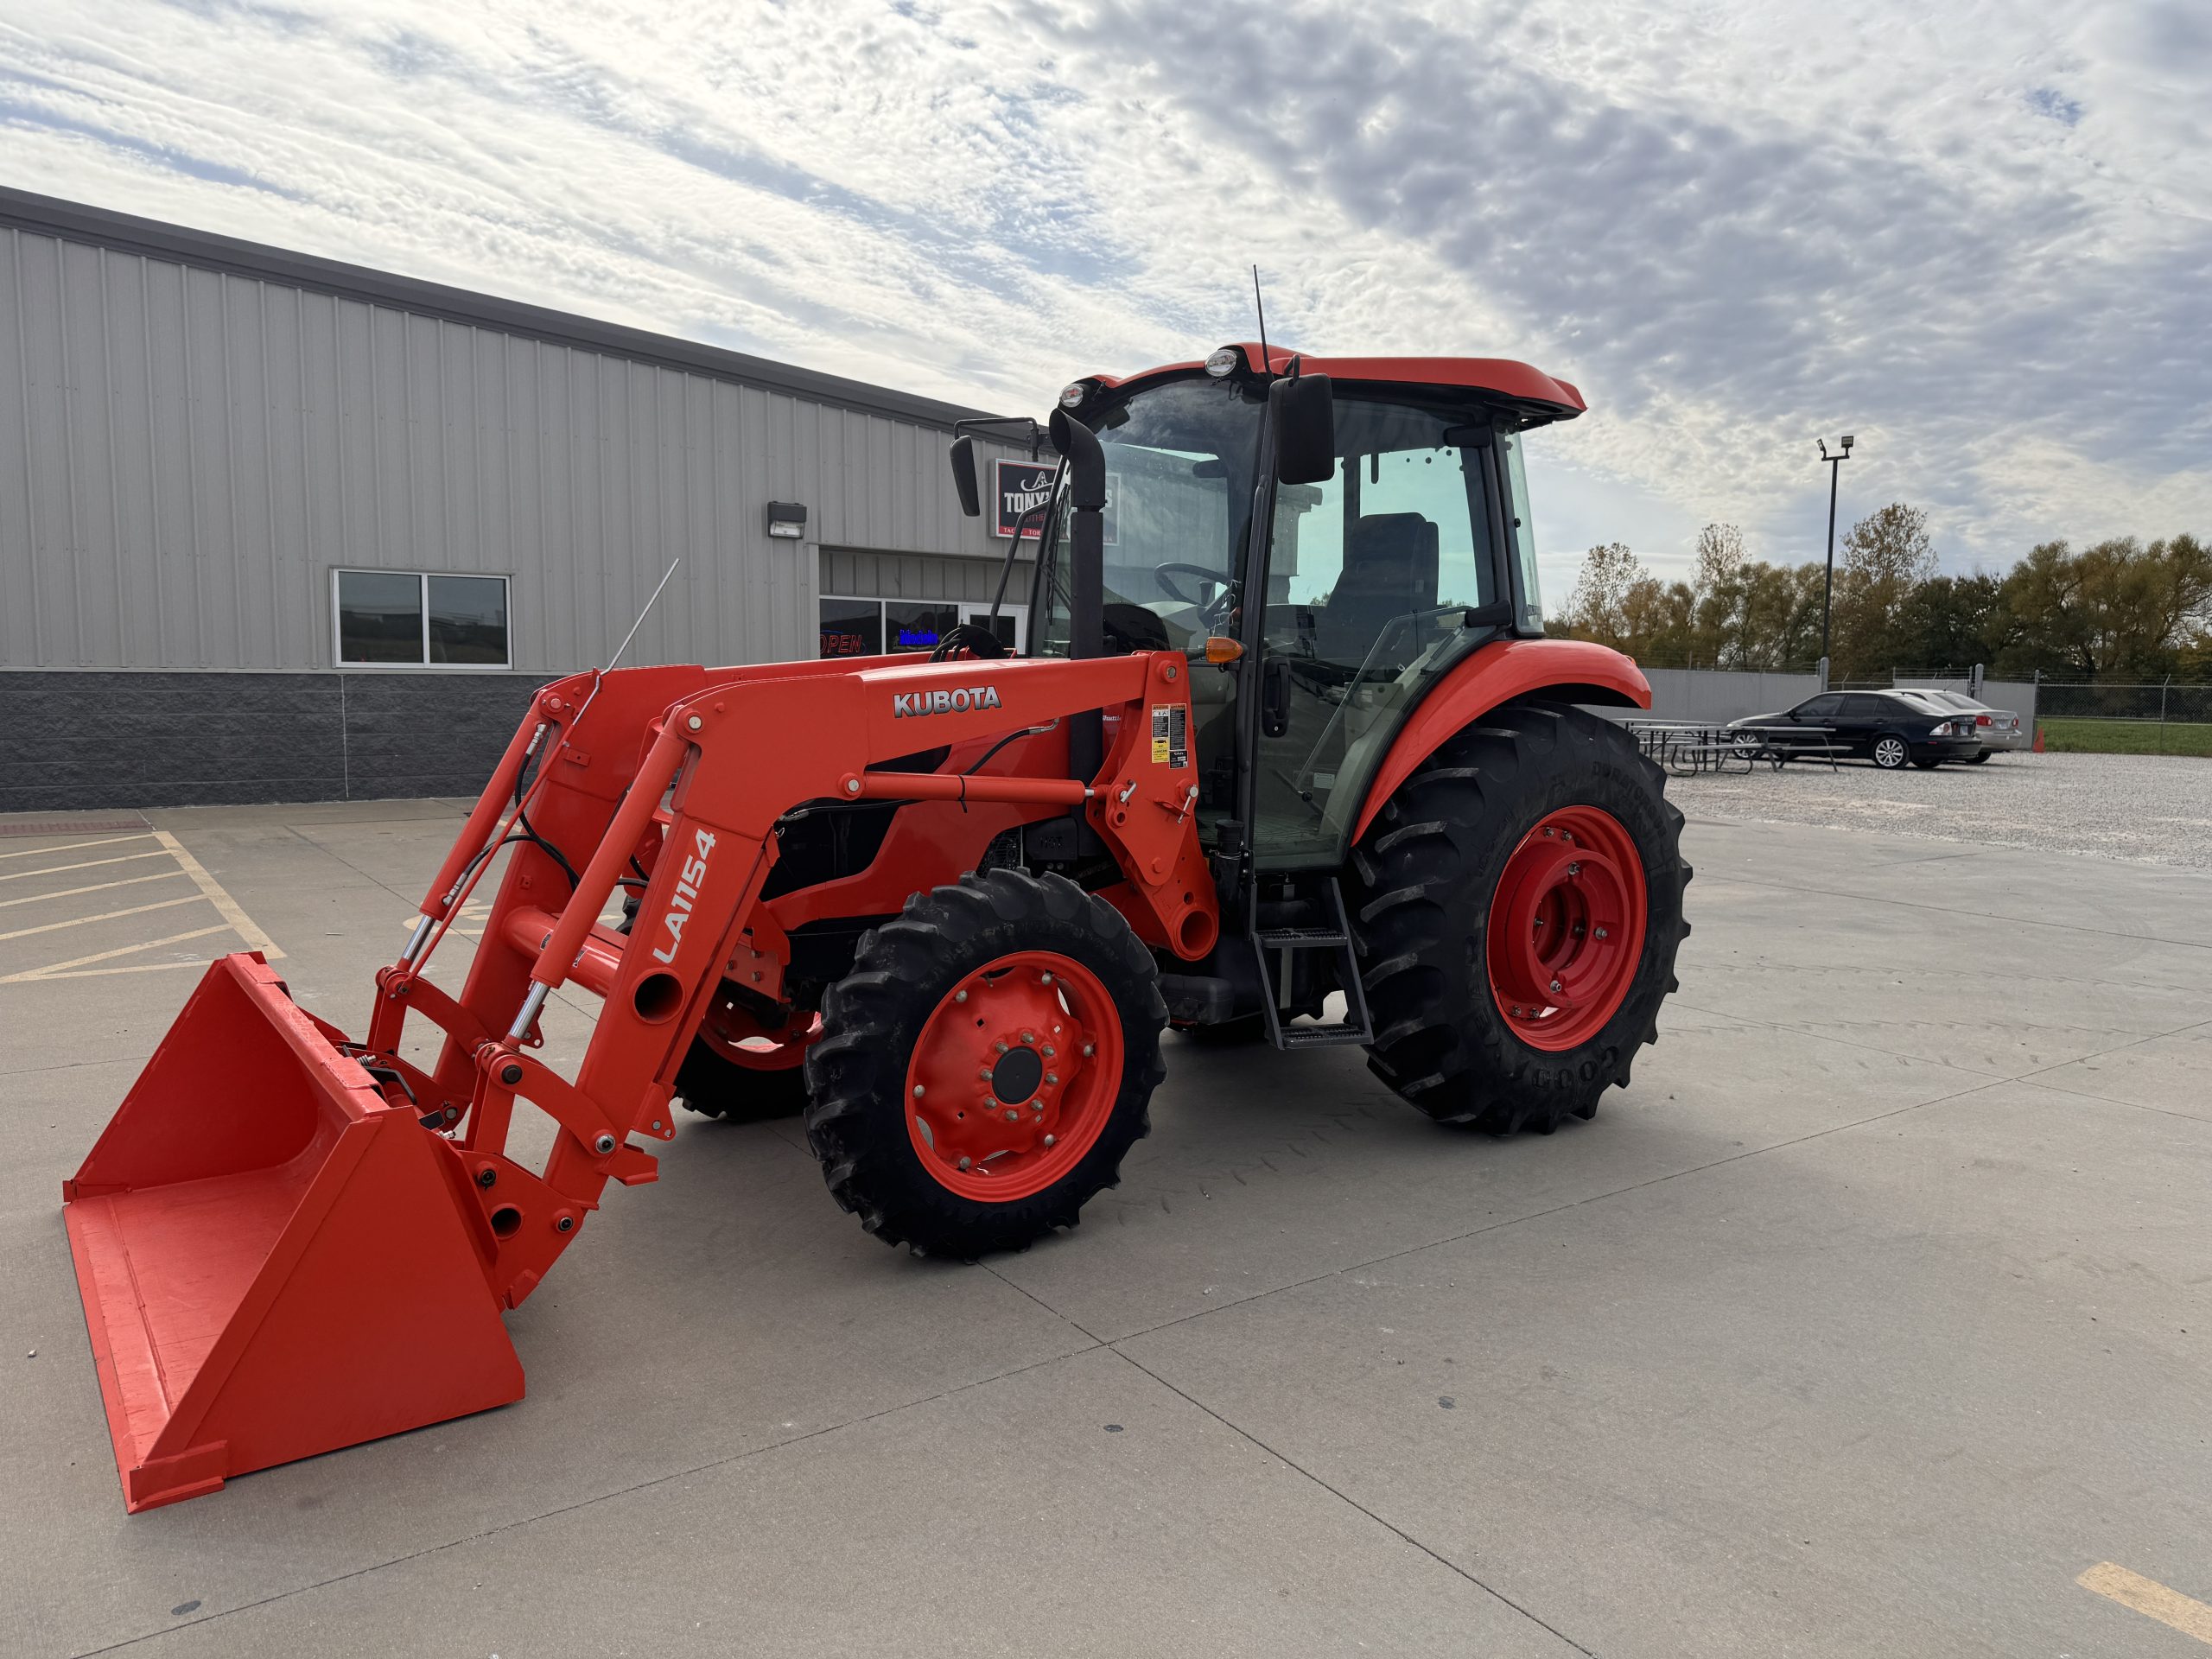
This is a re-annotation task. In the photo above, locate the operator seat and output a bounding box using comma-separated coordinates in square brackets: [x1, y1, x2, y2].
[1316, 512, 1440, 671]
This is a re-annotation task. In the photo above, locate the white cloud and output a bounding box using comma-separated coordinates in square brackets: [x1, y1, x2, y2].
[1, 0, 2205, 580]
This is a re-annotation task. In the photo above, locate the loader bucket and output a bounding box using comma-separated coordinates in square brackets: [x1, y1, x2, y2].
[62, 953, 522, 1512]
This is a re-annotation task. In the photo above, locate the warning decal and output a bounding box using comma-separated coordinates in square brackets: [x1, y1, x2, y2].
[1150, 703, 1189, 769]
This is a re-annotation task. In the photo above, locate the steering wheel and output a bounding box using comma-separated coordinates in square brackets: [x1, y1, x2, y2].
[1152, 563, 1237, 630]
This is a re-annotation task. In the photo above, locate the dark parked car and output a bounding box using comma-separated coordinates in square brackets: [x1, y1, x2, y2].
[1731, 691, 1984, 770]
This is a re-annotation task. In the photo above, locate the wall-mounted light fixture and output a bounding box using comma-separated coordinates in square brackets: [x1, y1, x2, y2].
[765, 501, 808, 540]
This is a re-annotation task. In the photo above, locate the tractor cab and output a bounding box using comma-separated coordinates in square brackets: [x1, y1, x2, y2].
[959, 345, 1586, 873]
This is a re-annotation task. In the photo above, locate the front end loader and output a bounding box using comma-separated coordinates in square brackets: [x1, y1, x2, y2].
[63, 345, 1688, 1511]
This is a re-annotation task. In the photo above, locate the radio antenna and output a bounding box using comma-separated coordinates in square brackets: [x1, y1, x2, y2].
[607, 559, 682, 672]
[1251, 264, 1271, 378]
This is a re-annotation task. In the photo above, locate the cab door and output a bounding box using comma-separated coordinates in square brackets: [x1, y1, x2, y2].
[1247, 401, 1512, 869]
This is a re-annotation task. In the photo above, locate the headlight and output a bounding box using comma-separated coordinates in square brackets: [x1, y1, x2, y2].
[1058, 381, 1090, 410]
[1203, 346, 1241, 378]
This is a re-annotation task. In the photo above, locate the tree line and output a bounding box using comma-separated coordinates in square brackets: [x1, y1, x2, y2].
[1551, 505, 2212, 683]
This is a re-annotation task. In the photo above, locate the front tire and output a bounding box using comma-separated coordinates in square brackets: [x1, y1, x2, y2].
[804, 869, 1166, 1255]
[1346, 701, 1689, 1134]
[675, 997, 818, 1122]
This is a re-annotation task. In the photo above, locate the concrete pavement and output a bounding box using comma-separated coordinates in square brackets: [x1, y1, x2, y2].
[3, 799, 2208, 1656]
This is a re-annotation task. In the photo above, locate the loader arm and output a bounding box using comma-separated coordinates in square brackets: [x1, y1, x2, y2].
[62, 646, 1212, 1511]
[383, 648, 1217, 1308]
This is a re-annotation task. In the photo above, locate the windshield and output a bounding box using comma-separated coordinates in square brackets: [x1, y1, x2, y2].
[1037, 376, 1266, 657]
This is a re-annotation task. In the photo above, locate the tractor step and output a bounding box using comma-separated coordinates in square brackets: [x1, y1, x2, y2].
[1251, 880, 1374, 1052]
[1276, 1022, 1365, 1049]
[1254, 925, 1349, 948]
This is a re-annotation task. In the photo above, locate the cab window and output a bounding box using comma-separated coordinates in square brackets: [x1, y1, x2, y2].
[1251, 397, 1504, 867]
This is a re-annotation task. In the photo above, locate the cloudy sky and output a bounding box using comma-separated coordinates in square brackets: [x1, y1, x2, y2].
[3, 0, 2208, 598]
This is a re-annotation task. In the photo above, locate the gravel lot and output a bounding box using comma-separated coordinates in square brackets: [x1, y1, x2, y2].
[1673, 749, 2212, 869]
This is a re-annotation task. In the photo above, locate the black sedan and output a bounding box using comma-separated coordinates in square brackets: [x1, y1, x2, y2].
[1731, 691, 1985, 770]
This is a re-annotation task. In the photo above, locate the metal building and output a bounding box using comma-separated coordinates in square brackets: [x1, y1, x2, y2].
[0, 188, 1038, 809]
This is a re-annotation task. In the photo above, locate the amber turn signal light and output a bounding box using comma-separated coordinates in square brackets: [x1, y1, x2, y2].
[1204, 636, 1244, 664]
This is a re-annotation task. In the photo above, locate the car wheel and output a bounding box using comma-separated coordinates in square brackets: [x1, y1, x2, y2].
[1967, 752, 1990, 764]
[1911, 756, 1943, 770]
[1872, 734, 1910, 770]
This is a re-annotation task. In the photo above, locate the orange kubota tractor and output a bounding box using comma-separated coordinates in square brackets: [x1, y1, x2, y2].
[63, 343, 1688, 1510]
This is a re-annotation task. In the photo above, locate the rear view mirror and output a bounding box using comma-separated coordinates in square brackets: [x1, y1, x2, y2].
[949, 435, 982, 518]
[1270, 374, 1335, 486]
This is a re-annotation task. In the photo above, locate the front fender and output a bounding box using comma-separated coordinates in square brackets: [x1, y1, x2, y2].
[1349, 639, 1649, 844]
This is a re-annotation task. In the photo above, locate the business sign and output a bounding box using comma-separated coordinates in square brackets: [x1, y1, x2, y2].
[993, 459, 1056, 540]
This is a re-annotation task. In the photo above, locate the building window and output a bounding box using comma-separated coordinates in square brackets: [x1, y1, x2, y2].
[886, 600, 959, 653]
[334, 571, 511, 667]
[817, 596, 883, 658]
[820, 596, 1027, 658]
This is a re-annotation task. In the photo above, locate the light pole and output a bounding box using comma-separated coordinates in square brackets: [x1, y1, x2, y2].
[1817, 435, 1854, 676]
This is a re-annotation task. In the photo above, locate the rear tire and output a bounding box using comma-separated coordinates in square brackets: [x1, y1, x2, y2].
[1911, 756, 1943, 770]
[1872, 734, 1910, 769]
[1346, 700, 1689, 1134]
[804, 869, 1166, 1255]
[1967, 751, 1990, 764]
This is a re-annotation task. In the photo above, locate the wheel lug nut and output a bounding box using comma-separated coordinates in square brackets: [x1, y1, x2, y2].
[1043, 1135, 1056, 1147]
[1020, 1030, 1036, 1045]
[1005, 1109, 1021, 1122]
[1040, 972, 1054, 985]
[957, 1156, 972, 1171]
[979, 1069, 993, 1081]
[955, 989, 968, 1003]
[912, 1084, 925, 1098]
[1082, 1043, 1095, 1057]
[995, 1039, 1009, 1053]
[1045, 1073, 1058, 1086]
[1041, 1045, 1055, 1058]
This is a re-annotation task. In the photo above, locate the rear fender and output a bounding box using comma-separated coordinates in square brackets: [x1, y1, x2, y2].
[1349, 639, 1649, 844]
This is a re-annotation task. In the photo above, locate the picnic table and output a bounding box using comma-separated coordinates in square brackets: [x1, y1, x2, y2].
[1621, 720, 1846, 775]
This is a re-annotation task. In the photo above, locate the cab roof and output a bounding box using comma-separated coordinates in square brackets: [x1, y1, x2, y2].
[1080, 343, 1586, 422]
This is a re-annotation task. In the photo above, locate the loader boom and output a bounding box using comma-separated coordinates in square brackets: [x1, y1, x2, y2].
[63, 646, 1214, 1509]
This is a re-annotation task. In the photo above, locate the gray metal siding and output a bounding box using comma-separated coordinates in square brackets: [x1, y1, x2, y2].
[2, 225, 1019, 673]
[821, 546, 1035, 604]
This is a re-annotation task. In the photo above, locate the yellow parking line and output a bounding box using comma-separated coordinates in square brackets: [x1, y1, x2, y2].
[0, 925, 233, 985]
[2080, 1563, 2212, 1644]
[155, 830, 283, 960]
[0, 894, 204, 945]
[0, 849, 171, 883]
[0, 832, 153, 861]
[0, 869, 188, 911]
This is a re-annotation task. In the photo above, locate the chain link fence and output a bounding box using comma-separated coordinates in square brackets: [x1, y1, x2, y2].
[2034, 681, 2212, 755]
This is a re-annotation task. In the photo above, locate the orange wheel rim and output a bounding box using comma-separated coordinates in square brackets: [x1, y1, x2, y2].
[1486, 806, 1647, 1052]
[904, 950, 1122, 1201]
[698, 1000, 821, 1072]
